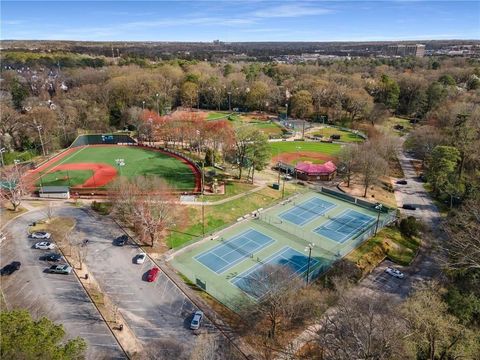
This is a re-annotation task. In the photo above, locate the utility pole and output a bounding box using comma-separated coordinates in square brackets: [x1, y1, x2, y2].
[0, 148, 6, 167]
[227, 91, 232, 112]
[201, 161, 205, 236]
[36, 125, 46, 157]
[156, 93, 160, 116]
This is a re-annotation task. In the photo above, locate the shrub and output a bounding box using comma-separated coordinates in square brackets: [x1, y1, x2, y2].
[399, 216, 421, 238]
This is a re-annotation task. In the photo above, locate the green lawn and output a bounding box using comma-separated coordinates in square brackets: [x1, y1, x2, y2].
[37, 146, 197, 190]
[204, 181, 256, 202]
[206, 112, 231, 120]
[311, 127, 364, 143]
[38, 169, 93, 187]
[269, 141, 342, 157]
[384, 117, 414, 136]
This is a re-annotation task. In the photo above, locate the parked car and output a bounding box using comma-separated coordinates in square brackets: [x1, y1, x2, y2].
[402, 204, 417, 210]
[396, 179, 408, 185]
[34, 242, 56, 250]
[31, 231, 51, 239]
[47, 264, 72, 274]
[1, 261, 21, 276]
[190, 310, 204, 330]
[0, 232, 6, 242]
[40, 253, 63, 262]
[114, 235, 128, 246]
[385, 267, 405, 279]
[146, 267, 160, 282]
[135, 253, 146, 264]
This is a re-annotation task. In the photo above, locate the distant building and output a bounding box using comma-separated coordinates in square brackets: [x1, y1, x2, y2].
[385, 44, 425, 57]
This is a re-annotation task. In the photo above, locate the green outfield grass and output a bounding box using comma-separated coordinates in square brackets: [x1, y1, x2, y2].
[269, 141, 342, 157]
[311, 127, 364, 143]
[39, 169, 93, 187]
[37, 145, 197, 190]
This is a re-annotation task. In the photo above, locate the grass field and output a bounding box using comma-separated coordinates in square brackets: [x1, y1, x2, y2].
[269, 141, 342, 157]
[311, 127, 364, 143]
[36, 145, 197, 190]
[206, 111, 285, 137]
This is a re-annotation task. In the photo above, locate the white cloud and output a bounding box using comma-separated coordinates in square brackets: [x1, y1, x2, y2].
[2, 20, 24, 25]
[251, 4, 333, 18]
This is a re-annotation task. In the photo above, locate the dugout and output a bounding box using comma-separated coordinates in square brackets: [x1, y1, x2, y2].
[70, 134, 136, 148]
[39, 186, 70, 199]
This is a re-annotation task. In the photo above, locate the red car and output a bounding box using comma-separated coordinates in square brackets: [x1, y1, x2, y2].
[146, 267, 160, 282]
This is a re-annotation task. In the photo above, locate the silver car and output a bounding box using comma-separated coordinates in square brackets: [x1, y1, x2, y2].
[31, 231, 51, 239]
[34, 242, 56, 250]
[190, 310, 203, 330]
[47, 264, 72, 274]
[385, 267, 405, 279]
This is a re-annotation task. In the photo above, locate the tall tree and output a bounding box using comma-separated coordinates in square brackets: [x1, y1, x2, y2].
[290, 90, 314, 138]
[337, 144, 358, 187]
[233, 125, 267, 180]
[180, 81, 199, 109]
[0, 165, 30, 211]
[402, 282, 480, 360]
[354, 142, 388, 197]
[0, 310, 86, 359]
[426, 145, 460, 195]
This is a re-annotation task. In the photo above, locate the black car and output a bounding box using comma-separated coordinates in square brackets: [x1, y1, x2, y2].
[1, 261, 21, 276]
[114, 235, 128, 246]
[402, 204, 417, 210]
[396, 180, 408, 185]
[40, 253, 62, 262]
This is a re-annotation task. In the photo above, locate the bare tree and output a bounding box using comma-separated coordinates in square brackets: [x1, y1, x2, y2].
[0, 165, 30, 211]
[236, 265, 325, 358]
[354, 142, 388, 197]
[337, 144, 358, 187]
[44, 201, 54, 222]
[312, 289, 406, 360]
[442, 197, 480, 271]
[109, 176, 182, 248]
[142, 337, 188, 360]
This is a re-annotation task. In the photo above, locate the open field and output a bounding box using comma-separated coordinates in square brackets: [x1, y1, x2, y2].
[206, 111, 285, 137]
[384, 117, 414, 136]
[269, 141, 341, 165]
[30, 145, 199, 191]
[310, 127, 365, 143]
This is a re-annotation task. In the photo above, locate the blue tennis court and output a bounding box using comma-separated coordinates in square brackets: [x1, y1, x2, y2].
[279, 197, 336, 226]
[195, 229, 274, 274]
[314, 209, 375, 243]
[232, 246, 320, 298]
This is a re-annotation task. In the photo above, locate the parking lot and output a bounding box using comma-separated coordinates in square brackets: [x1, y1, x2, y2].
[68, 207, 217, 351]
[1, 209, 125, 359]
[361, 260, 411, 297]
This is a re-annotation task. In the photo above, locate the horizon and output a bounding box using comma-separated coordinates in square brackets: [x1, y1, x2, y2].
[2, 1, 479, 42]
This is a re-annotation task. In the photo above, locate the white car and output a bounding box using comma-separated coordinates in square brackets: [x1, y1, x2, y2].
[31, 231, 51, 239]
[190, 310, 203, 330]
[34, 242, 56, 250]
[385, 267, 405, 279]
[135, 253, 146, 264]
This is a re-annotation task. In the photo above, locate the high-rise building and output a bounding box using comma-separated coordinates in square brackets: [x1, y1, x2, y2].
[385, 44, 426, 57]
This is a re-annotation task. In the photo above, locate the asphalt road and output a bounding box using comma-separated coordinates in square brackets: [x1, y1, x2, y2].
[1, 209, 125, 360]
[62, 207, 217, 354]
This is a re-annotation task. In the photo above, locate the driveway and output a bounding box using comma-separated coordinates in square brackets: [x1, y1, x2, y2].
[62, 207, 217, 353]
[1, 209, 125, 360]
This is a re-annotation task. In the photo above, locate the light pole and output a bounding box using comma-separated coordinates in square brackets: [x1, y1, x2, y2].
[305, 243, 315, 285]
[201, 161, 205, 236]
[36, 125, 46, 157]
[156, 93, 160, 116]
[0, 148, 5, 167]
[285, 103, 288, 121]
[374, 203, 383, 235]
[142, 101, 145, 111]
[227, 91, 232, 112]
[13, 159, 20, 175]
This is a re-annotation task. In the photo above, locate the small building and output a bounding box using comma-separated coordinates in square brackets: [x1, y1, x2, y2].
[295, 161, 337, 181]
[38, 186, 70, 199]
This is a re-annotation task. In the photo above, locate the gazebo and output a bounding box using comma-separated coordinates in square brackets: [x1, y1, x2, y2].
[295, 161, 337, 181]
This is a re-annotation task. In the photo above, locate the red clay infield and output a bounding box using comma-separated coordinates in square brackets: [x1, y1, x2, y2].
[53, 163, 118, 188]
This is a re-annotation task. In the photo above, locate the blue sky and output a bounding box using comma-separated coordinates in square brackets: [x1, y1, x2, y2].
[1, 1, 479, 41]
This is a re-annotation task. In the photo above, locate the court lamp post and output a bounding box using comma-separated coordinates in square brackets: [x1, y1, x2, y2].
[374, 203, 383, 235]
[142, 100, 146, 111]
[0, 148, 5, 167]
[305, 243, 315, 285]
